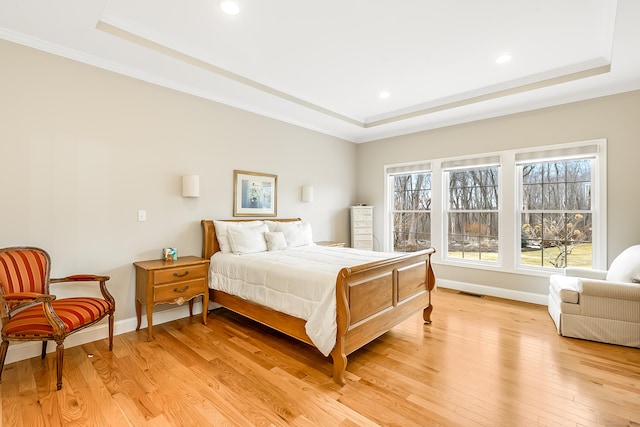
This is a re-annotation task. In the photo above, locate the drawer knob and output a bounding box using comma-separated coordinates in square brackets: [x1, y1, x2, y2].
[173, 285, 189, 293]
[173, 270, 189, 278]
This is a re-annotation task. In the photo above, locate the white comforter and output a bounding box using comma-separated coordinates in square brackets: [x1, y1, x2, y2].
[209, 245, 399, 356]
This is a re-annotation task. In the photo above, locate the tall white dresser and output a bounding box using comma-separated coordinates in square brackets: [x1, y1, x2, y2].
[350, 206, 374, 250]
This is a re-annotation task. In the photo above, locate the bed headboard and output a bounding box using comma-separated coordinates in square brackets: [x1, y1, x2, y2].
[201, 218, 302, 259]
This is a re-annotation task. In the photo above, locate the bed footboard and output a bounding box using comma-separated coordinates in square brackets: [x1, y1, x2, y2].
[331, 248, 436, 385]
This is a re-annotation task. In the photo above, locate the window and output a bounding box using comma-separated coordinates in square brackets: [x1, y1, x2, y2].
[445, 164, 500, 263]
[384, 139, 605, 274]
[387, 164, 431, 252]
[519, 157, 594, 269]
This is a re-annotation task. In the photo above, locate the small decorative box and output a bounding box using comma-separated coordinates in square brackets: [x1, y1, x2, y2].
[162, 247, 177, 261]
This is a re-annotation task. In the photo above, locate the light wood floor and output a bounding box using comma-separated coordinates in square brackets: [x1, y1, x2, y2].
[1, 288, 639, 426]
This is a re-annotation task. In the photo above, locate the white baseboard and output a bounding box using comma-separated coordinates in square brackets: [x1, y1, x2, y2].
[437, 279, 548, 306]
[4, 301, 205, 365]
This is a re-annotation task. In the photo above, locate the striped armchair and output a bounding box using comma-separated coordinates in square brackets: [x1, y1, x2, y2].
[548, 245, 640, 348]
[0, 247, 115, 390]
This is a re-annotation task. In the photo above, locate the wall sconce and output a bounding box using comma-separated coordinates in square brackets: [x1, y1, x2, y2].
[181, 175, 200, 198]
[301, 185, 314, 202]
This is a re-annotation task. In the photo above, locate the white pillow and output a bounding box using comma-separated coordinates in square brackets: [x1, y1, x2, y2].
[213, 220, 264, 253]
[264, 231, 287, 251]
[265, 220, 300, 232]
[278, 222, 313, 247]
[606, 245, 640, 282]
[264, 220, 279, 232]
[227, 224, 269, 254]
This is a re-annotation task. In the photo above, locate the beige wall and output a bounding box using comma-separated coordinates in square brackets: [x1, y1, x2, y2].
[0, 39, 357, 321]
[3, 35, 640, 339]
[356, 89, 640, 297]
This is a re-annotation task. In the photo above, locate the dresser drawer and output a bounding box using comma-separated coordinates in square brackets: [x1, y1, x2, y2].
[153, 263, 207, 285]
[353, 221, 372, 228]
[354, 241, 373, 249]
[154, 278, 206, 302]
[354, 235, 372, 242]
[353, 213, 372, 221]
[354, 228, 372, 235]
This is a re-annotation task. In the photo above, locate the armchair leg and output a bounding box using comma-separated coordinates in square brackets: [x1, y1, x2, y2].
[56, 341, 64, 390]
[0, 340, 9, 381]
[41, 341, 48, 359]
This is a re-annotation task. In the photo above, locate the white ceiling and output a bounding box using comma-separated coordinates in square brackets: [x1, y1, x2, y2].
[1, 0, 639, 143]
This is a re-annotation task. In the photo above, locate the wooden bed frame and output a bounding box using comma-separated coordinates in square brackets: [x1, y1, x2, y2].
[201, 219, 436, 385]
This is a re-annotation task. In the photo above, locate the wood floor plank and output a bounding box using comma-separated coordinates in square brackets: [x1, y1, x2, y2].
[111, 391, 154, 427]
[2, 288, 639, 426]
[209, 309, 336, 385]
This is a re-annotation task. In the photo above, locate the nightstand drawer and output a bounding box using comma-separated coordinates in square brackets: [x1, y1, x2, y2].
[153, 264, 207, 285]
[154, 278, 206, 302]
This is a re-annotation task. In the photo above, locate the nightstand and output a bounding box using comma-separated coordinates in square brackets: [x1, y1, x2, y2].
[133, 256, 210, 341]
[315, 241, 346, 247]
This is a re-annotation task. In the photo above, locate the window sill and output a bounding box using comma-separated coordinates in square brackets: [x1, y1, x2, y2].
[434, 257, 558, 278]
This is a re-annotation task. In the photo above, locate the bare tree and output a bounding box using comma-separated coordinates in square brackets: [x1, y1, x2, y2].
[393, 173, 431, 252]
[521, 159, 592, 268]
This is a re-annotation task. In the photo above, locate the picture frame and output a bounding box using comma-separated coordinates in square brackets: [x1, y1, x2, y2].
[233, 170, 278, 217]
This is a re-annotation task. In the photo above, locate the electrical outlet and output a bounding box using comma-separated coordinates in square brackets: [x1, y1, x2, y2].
[137, 210, 147, 222]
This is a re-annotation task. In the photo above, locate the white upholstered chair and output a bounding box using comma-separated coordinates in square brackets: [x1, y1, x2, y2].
[548, 245, 640, 348]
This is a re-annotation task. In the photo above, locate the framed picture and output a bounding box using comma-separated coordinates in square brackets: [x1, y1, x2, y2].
[233, 170, 278, 217]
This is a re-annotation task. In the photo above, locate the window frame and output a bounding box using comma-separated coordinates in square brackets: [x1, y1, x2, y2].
[515, 146, 604, 272]
[384, 163, 432, 253]
[383, 139, 607, 276]
[443, 163, 501, 265]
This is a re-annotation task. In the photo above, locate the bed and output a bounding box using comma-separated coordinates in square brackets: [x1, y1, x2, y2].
[201, 218, 436, 385]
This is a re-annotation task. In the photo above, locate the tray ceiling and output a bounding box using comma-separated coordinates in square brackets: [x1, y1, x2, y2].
[1, 0, 639, 142]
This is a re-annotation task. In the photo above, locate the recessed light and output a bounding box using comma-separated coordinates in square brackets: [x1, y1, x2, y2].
[496, 54, 512, 64]
[219, 1, 240, 15]
[379, 91, 390, 99]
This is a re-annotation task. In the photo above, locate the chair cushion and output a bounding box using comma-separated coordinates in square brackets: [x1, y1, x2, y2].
[2, 297, 113, 338]
[606, 245, 640, 283]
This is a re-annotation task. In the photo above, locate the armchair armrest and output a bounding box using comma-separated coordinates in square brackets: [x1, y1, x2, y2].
[564, 267, 607, 280]
[580, 279, 640, 301]
[50, 274, 115, 307]
[2, 292, 56, 305]
[0, 292, 56, 309]
[50, 274, 110, 283]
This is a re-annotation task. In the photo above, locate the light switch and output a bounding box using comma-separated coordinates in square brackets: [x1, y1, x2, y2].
[137, 210, 147, 222]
